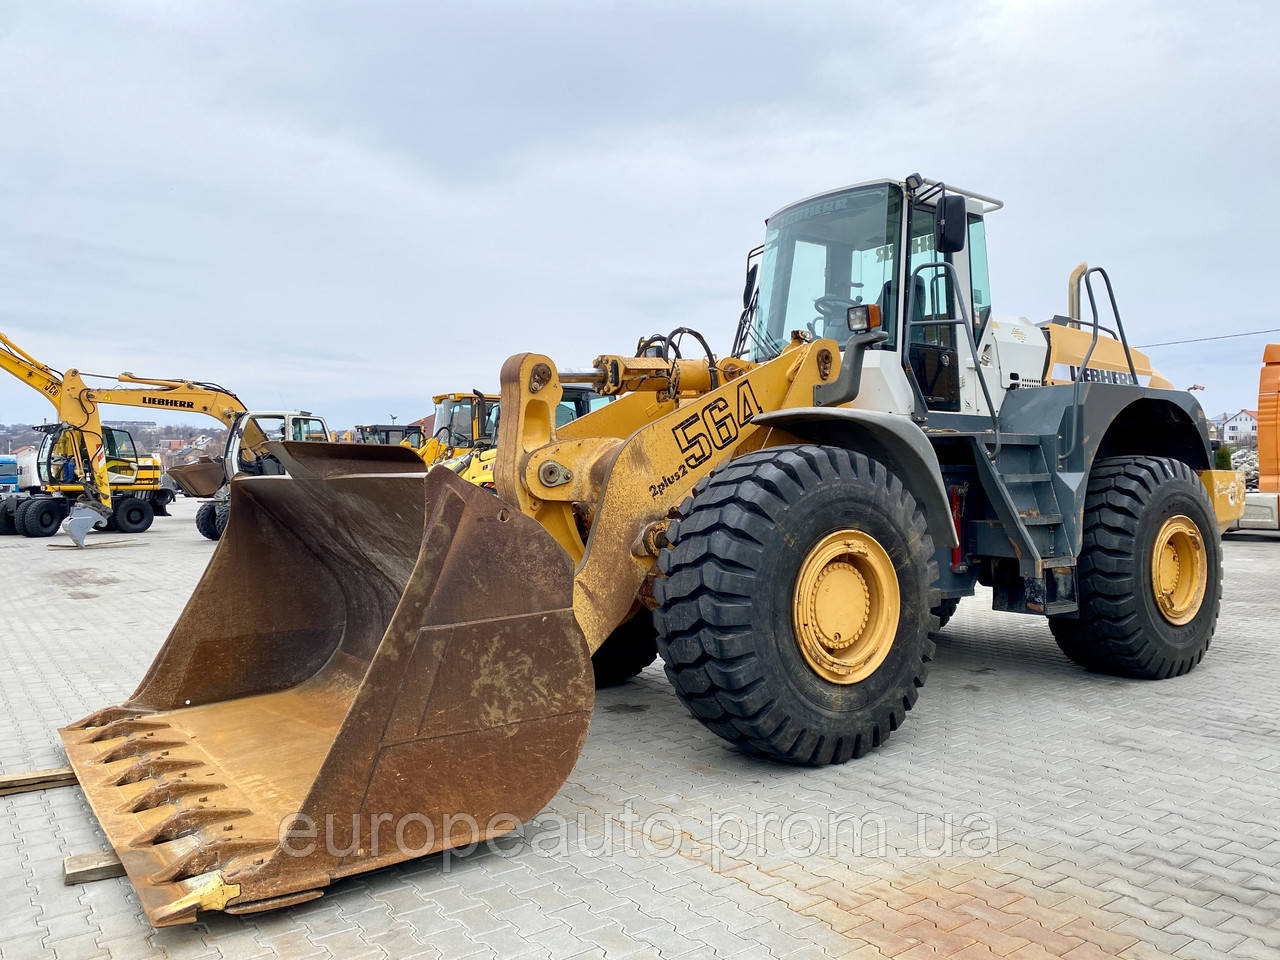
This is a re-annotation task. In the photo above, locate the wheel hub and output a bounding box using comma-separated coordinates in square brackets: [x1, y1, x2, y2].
[1151, 514, 1206, 626]
[793, 530, 899, 684]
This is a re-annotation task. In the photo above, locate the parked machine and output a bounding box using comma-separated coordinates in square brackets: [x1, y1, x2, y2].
[170, 409, 331, 541]
[0, 334, 174, 542]
[0, 331, 331, 544]
[61, 174, 1242, 925]
[416, 385, 610, 487]
[1227, 344, 1280, 530]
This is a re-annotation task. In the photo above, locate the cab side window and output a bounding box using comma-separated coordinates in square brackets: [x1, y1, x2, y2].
[968, 214, 992, 332]
[907, 204, 955, 348]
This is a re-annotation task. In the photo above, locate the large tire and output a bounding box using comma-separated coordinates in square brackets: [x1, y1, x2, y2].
[1048, 456, 1221, 679]
[113, 497, 154, 534]
[18, 498, 64, 538]
[0, 500, 17, 535]
[931, 597, 960, 632]
[654, 445, 938, 766]
[592, 609, 659, 688]
[195, 501, 222, 541]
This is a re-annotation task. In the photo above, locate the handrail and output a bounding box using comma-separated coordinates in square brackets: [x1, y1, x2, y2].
[1061, 266, 1139, 459]
[903, 261, 1001, 457]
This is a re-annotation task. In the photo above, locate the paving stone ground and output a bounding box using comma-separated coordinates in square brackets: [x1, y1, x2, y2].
[0, 499, 1277, 959]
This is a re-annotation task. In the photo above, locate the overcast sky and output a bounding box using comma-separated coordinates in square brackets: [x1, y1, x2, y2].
[1, 0, 1276, 428]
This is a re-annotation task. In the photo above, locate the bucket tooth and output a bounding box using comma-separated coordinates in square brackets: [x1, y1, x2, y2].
[149, 839, 280, 886]
[67, 706, 151, 731]
[123, 781, 225, 814]
[61, 465, 594, 927]
[133, 807, 253, 847]
[93, 738, 189, 765]
[110, 758, 201, 786]
[83, 719, 171, 743]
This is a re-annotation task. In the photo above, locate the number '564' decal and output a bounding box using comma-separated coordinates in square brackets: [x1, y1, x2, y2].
[671, 380, 763, 469]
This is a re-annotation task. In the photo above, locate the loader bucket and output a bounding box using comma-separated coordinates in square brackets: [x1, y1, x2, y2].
[167, 457, 226, 498]
[266, 439, 426, 478]
[59, 465, 593, 926]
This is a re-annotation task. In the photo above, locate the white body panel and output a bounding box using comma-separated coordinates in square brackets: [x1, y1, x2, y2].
[848, 350, 918, 416]
[965, 315, 1051, 417]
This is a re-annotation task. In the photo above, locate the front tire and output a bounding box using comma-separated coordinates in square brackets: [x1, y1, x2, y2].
[113, 497, 154, 534]
[1049, 456, 1221, 679]
[654, 445, 938, 765]
[195, 501, 222, 541]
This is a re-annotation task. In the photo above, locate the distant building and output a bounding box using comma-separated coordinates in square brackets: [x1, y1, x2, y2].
[1222, 409, 1259, 447]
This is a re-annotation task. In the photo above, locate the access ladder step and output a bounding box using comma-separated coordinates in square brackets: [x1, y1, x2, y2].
[1003, 472, 1051, 483]
[1018, 512, 1063, 526]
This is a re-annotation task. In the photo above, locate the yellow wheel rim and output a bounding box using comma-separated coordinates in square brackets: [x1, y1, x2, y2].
[792, 530, 899, 684]
[1151, 514, 1207, 626]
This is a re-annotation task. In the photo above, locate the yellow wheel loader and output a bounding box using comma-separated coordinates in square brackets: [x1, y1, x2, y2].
[61, 174, 1243, 926]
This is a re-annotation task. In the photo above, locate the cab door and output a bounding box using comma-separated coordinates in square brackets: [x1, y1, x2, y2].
[103, 428, 140, 485]
[902, 199, 988, 416]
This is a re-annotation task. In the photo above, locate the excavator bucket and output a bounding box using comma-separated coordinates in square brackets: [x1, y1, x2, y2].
[59, 463, 593, 926]
[167, 457, 226, 498]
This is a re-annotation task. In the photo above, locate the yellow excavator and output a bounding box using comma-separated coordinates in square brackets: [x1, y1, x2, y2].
[1, 330, 331, 544]
[0, 333, 177, 543]
[60, 175, 1243, 925]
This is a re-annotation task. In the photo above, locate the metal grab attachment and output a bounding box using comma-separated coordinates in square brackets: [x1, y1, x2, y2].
[903, 261, 1002, 457]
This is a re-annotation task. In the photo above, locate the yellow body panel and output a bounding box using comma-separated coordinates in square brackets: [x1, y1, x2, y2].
[1198, 469, 1246, 532]
[1043, 324, 1173, 388]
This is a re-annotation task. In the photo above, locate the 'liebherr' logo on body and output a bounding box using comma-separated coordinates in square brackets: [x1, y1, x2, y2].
[142, 397, 195, 409]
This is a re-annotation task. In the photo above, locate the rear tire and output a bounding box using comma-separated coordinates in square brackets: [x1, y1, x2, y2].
[592, 609, 659, 688]
[113, 497, 154, 534]
[931, 597, 960, 632]
[654, 445, 937, 765]
[1048, 456, 1221, 679]
[195, 501, 222, 541]
[0, 500, 16, 535]
[18, 499, 64, 537]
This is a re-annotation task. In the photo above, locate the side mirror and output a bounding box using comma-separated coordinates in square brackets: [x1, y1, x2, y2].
[936, 194, 967, 254]
[742, 263, 758, 309]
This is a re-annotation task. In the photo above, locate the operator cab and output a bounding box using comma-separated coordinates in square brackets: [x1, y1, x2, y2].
[739, 176, 1000, 418]
[35, 423, 141, 488]
[227, 411, 330, 478]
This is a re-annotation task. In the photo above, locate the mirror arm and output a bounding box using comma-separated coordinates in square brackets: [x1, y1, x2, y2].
[814, 329, 889, 407]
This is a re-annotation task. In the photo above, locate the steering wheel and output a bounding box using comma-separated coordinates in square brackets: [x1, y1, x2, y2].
[808, 296, 859, 335]
[435, 425, 468, 448]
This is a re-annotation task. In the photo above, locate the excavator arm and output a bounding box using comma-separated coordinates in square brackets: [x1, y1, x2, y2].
[0, 330, 64, 409]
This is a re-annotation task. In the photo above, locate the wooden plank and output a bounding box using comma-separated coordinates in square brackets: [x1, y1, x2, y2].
[63, 849, 125, 885]
[0, 766, 77, 796]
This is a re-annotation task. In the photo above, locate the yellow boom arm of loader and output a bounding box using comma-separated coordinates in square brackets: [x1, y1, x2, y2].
[495, 339, 833, 651]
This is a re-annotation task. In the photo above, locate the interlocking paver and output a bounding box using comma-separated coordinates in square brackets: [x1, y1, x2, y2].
[3, 503, 1280, 958]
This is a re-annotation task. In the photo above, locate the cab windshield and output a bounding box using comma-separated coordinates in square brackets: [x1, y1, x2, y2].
[433, 398, 475, 447]
[748, 184, 902, 362]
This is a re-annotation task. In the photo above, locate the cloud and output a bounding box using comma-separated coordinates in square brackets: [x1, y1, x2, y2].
[0, 0, 1276, 427]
